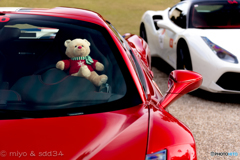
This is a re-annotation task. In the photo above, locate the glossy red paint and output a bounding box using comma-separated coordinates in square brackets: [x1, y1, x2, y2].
[123, 33, 200, 160]
[123, 33, 153, 77]
[32, 7, 106, 26]
[123, 34, 149, 66]
[160, 70, 203, 109]
[167, 144, 197, 160]
[123, 34, 158, 111]
[0, 105, 148, 160]
[147, 105, 196, 154]
[124, 33, 200, 160]
[1, 8, 104, 27]
[0, 7, 202, 160]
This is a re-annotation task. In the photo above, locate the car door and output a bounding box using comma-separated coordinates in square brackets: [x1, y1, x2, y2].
[160, 2, 189, 68]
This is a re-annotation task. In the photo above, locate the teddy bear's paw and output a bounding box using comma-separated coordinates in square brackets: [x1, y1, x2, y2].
[71, 73, 78, 76]
[81, 65, 87, 69]
[98, 75, 108, 86]
[80, 65, 91, 78]
[95, 62, 104, 71]
[56, 61, 65, 70]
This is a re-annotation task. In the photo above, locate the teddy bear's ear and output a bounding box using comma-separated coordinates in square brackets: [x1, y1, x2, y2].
[64, 39, 71, 47]
[83, 39, 91, 46]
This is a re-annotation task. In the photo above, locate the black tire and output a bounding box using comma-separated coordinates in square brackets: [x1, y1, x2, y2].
[177, 40, 192, 70]
[140, 23, 148, 43]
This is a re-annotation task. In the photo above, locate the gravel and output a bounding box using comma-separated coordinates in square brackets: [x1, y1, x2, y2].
[152, 57, 240, 160]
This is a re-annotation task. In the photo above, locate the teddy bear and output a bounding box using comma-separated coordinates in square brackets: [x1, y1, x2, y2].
[56, 38, 108, 87]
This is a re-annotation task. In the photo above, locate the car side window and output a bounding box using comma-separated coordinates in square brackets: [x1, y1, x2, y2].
[169, 2, 189, 28]
[106, 21, 147, 96]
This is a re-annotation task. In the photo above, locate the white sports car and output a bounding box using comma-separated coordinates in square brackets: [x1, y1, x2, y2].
[140, 0, 240, 93]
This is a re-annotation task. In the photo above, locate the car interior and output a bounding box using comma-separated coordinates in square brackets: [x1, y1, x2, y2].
[0, 18, 127, 109]
[191, 3, 240, 28]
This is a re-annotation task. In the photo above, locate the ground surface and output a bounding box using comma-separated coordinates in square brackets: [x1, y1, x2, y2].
[152, 57, 240, 160]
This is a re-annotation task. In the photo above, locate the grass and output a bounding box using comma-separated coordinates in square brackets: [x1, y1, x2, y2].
[0, 0, 179, 35]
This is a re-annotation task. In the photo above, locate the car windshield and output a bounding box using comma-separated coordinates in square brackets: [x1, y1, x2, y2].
[189, 1, 240, 29]
[0, 13, 141, 119]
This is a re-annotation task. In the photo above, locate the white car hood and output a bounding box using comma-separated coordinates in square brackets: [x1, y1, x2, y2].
[188, 29, 240, 57]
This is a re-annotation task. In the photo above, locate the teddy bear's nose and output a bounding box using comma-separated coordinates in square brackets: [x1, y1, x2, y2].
[78, 46, 82, 49]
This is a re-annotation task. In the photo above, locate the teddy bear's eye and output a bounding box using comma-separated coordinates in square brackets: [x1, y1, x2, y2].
[75, 45, 77, 48]
[82, 45, 84, 47]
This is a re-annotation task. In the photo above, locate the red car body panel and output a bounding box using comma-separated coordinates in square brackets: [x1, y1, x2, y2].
[124, 34, 199, 160]
[147, 106, 197, 159]
[0, 7, 202, 160]
[124, 34, 151, 69]
[0, 105, 148, 160]
[167, 144, 197, 160]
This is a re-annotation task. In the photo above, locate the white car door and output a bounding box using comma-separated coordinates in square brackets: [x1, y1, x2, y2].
[157, 2, 189, 68]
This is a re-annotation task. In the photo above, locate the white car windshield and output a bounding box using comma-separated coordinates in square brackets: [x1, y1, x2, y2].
[189, 1, 240, 29]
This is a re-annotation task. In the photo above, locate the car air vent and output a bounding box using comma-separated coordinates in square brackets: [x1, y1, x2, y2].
[216, 72, 240, 91]
[153, 15, 163, 30]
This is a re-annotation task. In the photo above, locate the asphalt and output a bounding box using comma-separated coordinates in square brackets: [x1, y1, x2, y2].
[152, 57, 240, 160]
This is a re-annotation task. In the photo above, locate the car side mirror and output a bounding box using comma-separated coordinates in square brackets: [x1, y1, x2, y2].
[157, 21, 174, 32]
[157, 20, 183, 34]
[159, 70, 202, 110]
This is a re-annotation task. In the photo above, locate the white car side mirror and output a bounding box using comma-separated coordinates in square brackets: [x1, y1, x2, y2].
[157, 20, 176, 33]
[157, 19, 185, 34]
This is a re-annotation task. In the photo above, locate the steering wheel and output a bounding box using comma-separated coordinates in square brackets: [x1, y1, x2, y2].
[33, 64, 57, 75]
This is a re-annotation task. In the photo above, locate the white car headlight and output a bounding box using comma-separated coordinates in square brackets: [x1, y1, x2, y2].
[201, 36, 238, 64]
[145, 149, 167, 160]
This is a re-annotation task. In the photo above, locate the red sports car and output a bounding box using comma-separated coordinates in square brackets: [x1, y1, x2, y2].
[0, 7, 202, 160]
